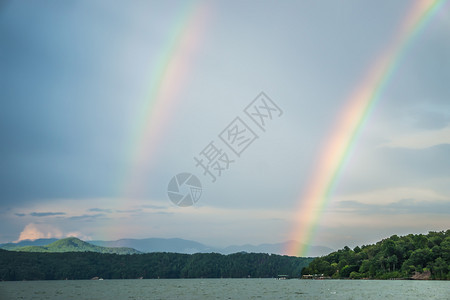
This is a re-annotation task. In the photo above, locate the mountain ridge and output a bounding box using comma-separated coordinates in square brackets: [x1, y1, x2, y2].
[1, 237, 333, 256]
[7, 237, 141, 254]
[0, 238, 59, 250]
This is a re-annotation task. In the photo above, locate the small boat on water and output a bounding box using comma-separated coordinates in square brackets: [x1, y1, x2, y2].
[91, 277, 104, 280]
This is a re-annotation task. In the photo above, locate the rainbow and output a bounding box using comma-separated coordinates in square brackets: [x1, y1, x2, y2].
[106, 2, 212, 240]
[287, 0, 447, 257]
[121, 2, 212, 199]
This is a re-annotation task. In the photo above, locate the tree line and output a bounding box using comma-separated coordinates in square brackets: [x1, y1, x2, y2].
[0, 250, 313, 281]
[302, 230, 450, 280]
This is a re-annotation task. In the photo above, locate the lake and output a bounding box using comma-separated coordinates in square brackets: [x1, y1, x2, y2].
[0, 279, 448, 299]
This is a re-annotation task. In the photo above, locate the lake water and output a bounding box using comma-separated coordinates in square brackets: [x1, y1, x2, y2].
[0, 279, 448, 299]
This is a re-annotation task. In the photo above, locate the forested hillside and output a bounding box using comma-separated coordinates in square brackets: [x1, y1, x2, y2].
[9, 237, 140, 255]
[302, 230, 450, 280]
[0, 250, 312, 281]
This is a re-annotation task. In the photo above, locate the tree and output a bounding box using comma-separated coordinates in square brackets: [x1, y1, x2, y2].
[340, 265, 359, 278]
[431, 257, 448, 280]
[0, 250, 314, 281]
[359, 259, 370, 274]
[300, 231, 449, 280]
[383, 240, 396, 257]
[409, 248, 432, 269]
[387, 255, 398, 272]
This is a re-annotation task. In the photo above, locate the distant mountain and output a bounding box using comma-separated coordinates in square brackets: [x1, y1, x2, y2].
[221, 241, 333, 257]
[91, 238, 333, 257]
[10, 237, 140, 254]
[90, 238, 215, 254]
[0, 238, 58, 250]
[2, 237, 333, 257]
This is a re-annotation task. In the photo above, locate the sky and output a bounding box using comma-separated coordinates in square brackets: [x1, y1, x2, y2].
[1, 0, 449, 254]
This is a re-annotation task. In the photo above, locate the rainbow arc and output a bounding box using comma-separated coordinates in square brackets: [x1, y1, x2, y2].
[287, 0, 448, 257]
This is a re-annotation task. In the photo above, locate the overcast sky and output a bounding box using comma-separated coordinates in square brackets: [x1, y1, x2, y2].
[1, 0, 449, 252]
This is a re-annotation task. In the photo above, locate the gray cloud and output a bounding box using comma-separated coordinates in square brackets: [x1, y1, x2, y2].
[336, 199, 450, 215]
[116, 209, 142, 213]
[30, 212, 66, 217]
[14, 213, 25, 217]
[68, 214, 105, 221]
[382, 144, 450, 177]
[336, 144, 450, 195]
[152, 211, 174, 215]
[141, 205, 168, 210]
[409, 108, 450, 130]
[88, 208, 112, 213]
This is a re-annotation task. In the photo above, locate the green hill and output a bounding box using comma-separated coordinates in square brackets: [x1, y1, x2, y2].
[13, 237, 141, 255]
[302, 230, 450, 280]
[0, 238, 59, 250]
